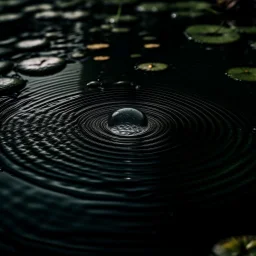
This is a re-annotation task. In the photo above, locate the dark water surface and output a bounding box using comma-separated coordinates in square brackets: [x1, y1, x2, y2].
[1, 0, 256, 255]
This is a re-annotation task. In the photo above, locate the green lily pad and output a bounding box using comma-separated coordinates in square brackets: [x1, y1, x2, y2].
[136, 2, 170, 13]
[55, 0, 84, 9]
[111, 27, 130, 33]
[101, 24, 112, 30]
[185, 25, 240, 44]
[169, 1, 211, 10]
[89, 27, 101, 33]
[212, 236, 256, 256]
[226, 67, 256, 82]
[105, 15, 137, 24]
[136, 62, 168, 71]
[237, 26, 256, 34]
[142, 36, 157, 41]
[130, 53, 141, 58]
[104, 0, 137, 5]
[171, 11, 205, 19]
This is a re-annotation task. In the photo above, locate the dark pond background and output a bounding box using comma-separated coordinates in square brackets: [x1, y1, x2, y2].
[0, 0, 256, 255]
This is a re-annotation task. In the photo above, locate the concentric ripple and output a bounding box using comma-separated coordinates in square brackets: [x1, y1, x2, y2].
[0, 63, 256, 254]
[0, 64, 255, 205]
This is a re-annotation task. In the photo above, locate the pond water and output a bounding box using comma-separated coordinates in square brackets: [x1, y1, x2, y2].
[0, 0, 256, 255]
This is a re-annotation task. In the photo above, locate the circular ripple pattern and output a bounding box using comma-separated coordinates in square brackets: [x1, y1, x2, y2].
[0, 65, 255, 204]
[0, 64, 256, 254]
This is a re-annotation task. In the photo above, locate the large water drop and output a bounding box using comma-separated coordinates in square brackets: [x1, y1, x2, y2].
[108, 108, 148, 136]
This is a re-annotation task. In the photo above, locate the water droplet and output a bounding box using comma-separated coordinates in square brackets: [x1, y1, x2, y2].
[108, 108, 148, 136]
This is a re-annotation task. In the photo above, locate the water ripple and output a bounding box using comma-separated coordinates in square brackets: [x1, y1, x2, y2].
[0, 63, 255, 253]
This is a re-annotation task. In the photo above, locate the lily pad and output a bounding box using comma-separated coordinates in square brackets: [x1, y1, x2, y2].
[55, 0, 84, 9]
[87, 43, 110, 50]
[35, 11, 61, 20]
[136, 2, 170, 13]
[212, 236, 256, 256]
[17, 56, 66, 76]
[136, 62, 168, 71]
[171, 11, 205, 19]
[130, 53, 141, 58]
[0, 13, 23, 24]
[169, 1, 211, 10]
[105, 15, 137, 24]
[23, 4, 53, 14]
[70, 50, 87, 60]
[185, 25, 240, 44]
[0, 77, 26, 96]
[237, 26, 256, 34]
[15, 38, 49, 51]
[104, 0, 138, 5]
[62, 10, 89, 21]
[226, 67, 256, 82]
[111, 27, 130, 33]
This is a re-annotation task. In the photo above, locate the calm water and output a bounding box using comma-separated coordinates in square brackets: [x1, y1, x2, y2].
[0, 0, 256, 255]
